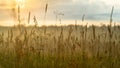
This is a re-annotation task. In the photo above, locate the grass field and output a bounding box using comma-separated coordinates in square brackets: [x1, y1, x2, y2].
[0, 0, 120, 68]
[0, 24, 120, 68]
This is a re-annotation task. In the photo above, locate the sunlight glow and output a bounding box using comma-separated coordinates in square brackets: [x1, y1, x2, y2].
[16, 0, 25, 8]
[89, 0, 96, 4]
[72, 0, 77, 3]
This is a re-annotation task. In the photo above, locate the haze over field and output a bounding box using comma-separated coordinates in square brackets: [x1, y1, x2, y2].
[0, 0, 120, 26]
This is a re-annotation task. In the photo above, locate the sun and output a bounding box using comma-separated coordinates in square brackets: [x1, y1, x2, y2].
[15, 0, 25, 8]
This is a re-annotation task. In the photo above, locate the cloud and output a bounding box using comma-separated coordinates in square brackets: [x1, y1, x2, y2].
[0, 0, 120, 22]
[43, 0, 120, 22]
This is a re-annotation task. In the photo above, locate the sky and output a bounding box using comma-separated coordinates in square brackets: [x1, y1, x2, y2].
[0, 0, 120, 26]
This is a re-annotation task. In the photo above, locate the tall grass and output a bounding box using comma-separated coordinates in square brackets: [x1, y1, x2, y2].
[0, 24, 120, 68]
[0, 4, 120, 68]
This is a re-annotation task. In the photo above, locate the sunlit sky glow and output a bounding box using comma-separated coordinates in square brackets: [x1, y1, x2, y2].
[0, 0, 120, 26]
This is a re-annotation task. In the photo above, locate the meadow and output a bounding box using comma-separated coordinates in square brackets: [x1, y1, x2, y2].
[0, 23, 120, 68]
[0, 1, 120, 68]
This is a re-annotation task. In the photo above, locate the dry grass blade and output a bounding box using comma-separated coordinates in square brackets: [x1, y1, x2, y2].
[82, 14, 85, 22]
[18, 6, 21, 24]
[11, 8, 17, 21]
[28, 12, 31, 24]
[33, 16, 38, 26]
[45, 3, 48, 14]
[92, 25, 96, 39]
[110, 6, 114, 25]
[75, 20, 77, 30]
[44, 3, 48, 25]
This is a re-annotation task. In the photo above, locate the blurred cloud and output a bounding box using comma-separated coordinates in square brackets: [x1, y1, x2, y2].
[0, 0, 120, 23]
[44, 0, 120, 22]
